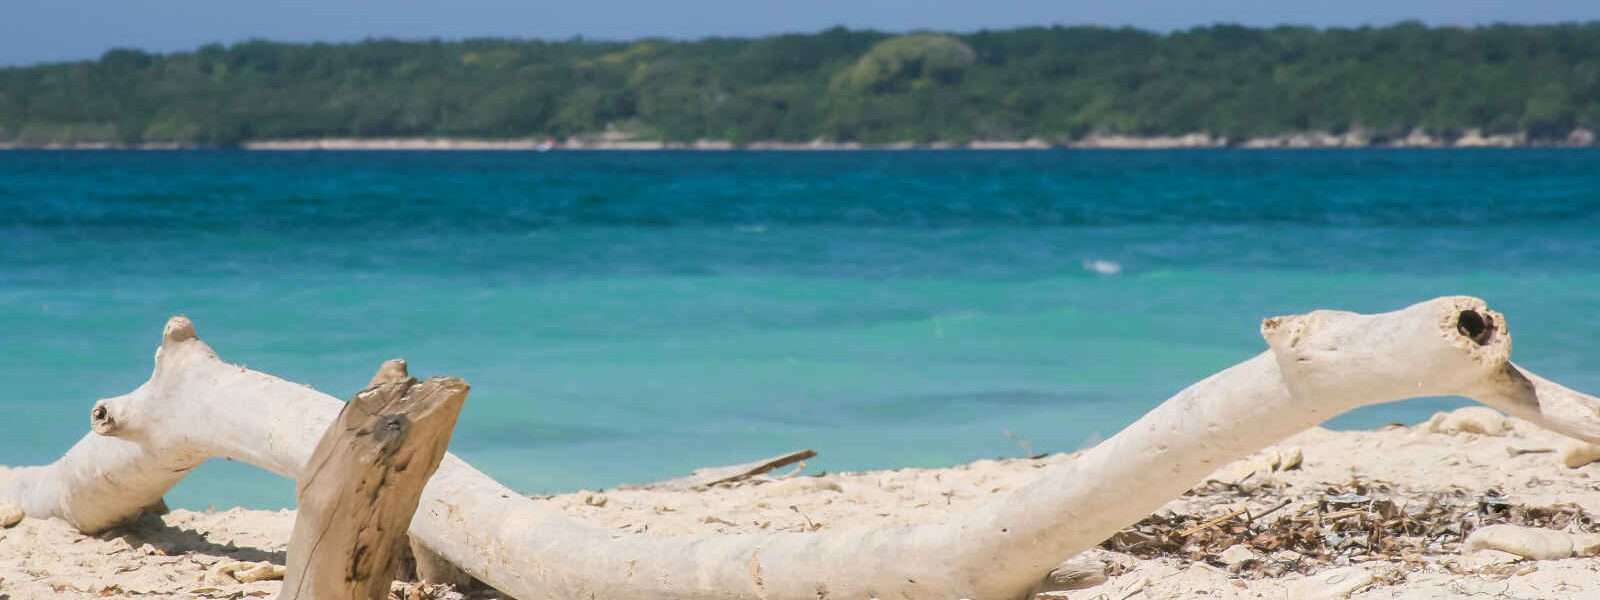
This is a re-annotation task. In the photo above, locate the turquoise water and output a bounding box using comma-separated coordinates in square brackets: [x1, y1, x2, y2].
[3, 149, 1599, 509]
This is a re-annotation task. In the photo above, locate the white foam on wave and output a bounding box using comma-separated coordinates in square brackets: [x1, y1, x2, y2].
[1082, 259, 1123, 275]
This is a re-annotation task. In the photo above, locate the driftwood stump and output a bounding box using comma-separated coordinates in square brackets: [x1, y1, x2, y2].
[278, 360, 469, 600]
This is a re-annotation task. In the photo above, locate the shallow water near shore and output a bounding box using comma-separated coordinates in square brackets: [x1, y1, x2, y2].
[3, 149, 1599, 509]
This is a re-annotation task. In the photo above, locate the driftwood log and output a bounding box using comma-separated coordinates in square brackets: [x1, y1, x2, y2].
[5, 297, 1600, 600]
[280, 360, 468, 600]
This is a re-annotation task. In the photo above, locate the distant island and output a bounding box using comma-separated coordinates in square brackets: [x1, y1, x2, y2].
[2, 23, 1598, 149]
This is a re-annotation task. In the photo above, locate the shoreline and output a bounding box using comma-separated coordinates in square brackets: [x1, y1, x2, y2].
[1, 127, 1596, 151]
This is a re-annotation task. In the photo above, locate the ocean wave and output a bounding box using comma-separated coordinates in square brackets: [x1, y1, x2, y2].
[1082, 259, 1123, 275]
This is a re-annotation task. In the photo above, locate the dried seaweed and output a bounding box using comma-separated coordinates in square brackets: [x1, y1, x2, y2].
[1099, 477, 1596, 579]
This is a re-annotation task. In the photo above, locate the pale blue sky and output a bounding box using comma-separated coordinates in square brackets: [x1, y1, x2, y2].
[2, 0, 1596, 66]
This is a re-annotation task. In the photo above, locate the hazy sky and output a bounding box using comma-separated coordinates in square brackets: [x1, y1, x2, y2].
[3, 0, 1596, 66]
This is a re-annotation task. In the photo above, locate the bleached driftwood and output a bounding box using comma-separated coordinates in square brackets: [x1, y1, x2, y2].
[621, 449, 818, 491]
[1559, 440, 1600, 468]
[280, 360, 468, 600]
[5, 297, 1600, 600]
[1464, 524, 1600, 560]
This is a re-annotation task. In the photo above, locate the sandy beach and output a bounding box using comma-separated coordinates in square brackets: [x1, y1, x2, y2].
[3, 126, 1596, 151]
[4, 406, 1598, 599]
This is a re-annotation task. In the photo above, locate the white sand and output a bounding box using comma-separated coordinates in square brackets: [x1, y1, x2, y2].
[4, 410, 1599, 599]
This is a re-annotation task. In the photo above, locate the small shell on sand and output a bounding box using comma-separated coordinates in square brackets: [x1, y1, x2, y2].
[0, 503, 22, 528]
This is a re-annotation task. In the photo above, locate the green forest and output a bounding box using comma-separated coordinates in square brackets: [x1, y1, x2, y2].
[2, 23, 1598, 146]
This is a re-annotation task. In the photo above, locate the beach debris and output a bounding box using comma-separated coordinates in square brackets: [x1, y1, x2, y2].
[1206, 446, 1303, 485]
[1043, 555, 1109, 590]
[1102, 477, 1598, 579]
[1003, 430, 1039, 458]
[389, 580, 467, 600]
[206, 560, 285, 584]
[621, 449, 818, 491]
[0, 502, 22, 528]
[1458, 548, 1522, 570]
[1504, 446, 1555, 457]
[1114, 576, 1150, 600]
[1218, 544, 1258, 571]
[46, 578, 85, 593]
[1463, 524, 1600, 560]
[788, 505, 824, 531]
[1558, 440, 1600, 468]
[411, 538, 476, 588]
[1422, 406, 1509, 436]
[1279, 447, 1304, 470]
[1293, 566, 1373, 599]
[1178, 506, 1250, 537]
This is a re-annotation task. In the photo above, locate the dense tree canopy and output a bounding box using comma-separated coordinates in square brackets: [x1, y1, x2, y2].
[1, 23, 1597, 146]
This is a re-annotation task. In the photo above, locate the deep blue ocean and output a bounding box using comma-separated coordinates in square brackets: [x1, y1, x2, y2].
[3, 149, 1599, 509]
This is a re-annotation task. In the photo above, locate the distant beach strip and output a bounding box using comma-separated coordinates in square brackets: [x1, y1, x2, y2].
[2, 128, 1596, 151]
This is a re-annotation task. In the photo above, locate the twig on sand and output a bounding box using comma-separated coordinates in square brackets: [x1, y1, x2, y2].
[1250, 498, 1294, 523]
[1179, 507, 1250, 537]
[622, 450, 818, 491]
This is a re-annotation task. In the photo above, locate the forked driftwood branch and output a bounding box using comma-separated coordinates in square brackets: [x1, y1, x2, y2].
[5, 297, 1600, 600]
[280, 360, 468, 600]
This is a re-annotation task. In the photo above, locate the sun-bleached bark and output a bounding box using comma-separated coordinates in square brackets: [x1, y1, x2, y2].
[279, 361, 468, 600]
[4, 297, 1600, 600]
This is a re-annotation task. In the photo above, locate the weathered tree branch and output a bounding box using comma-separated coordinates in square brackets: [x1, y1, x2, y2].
[4, 297, 1600, 600]
[280, 360, 468, 600]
